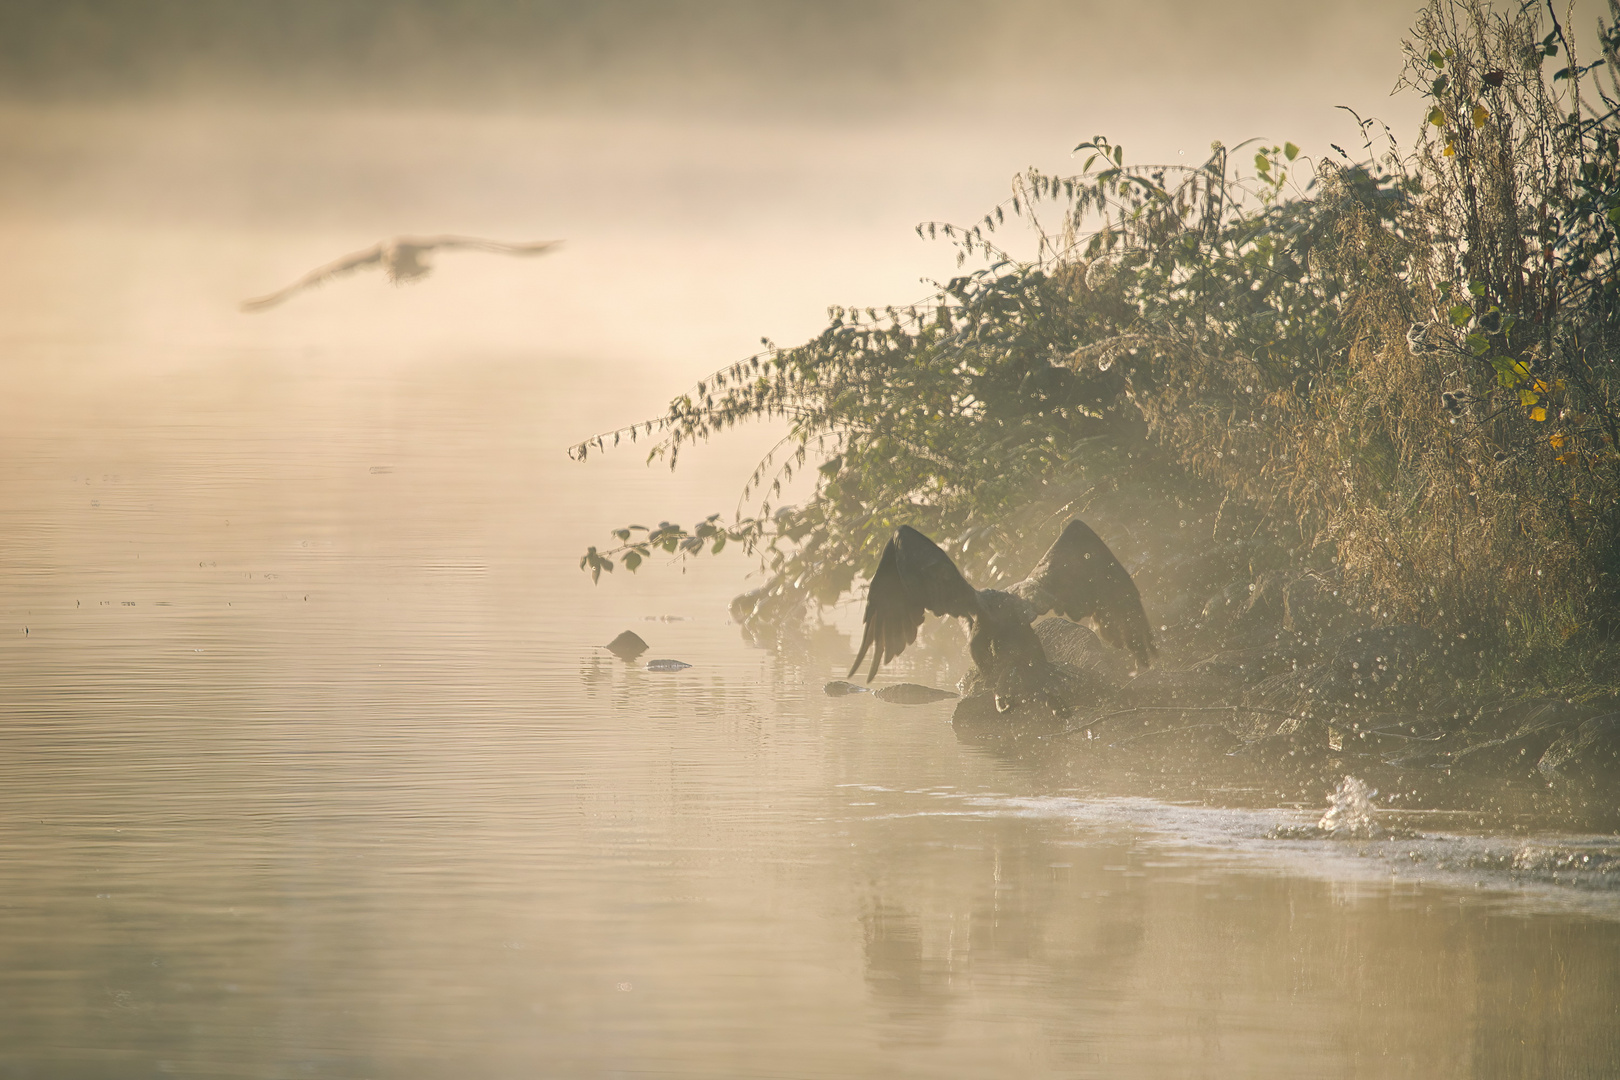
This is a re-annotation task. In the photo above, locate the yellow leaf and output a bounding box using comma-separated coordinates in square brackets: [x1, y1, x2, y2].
[1472, 105, 1490, 128]
[1550, 432, 1567, 448]
[1428, 106, 1448, 126]
[1530, 406, 1547, 421]
[1532, 379, 1550, 394]
[1519, 388, 1540, 406]
[1443, 142, 1456, 157]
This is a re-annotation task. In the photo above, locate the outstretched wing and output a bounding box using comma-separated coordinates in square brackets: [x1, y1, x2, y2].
[849, 525, 982, 682]
[411, 236, 563, 257]
[1012, 518, 1156, 669]
[240, 243, 386, 311]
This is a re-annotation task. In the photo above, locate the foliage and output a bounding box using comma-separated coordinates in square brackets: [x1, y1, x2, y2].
[575, 0, 1620, 691]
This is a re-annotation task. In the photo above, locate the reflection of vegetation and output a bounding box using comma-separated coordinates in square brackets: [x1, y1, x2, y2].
[578, 0, 1620, 698]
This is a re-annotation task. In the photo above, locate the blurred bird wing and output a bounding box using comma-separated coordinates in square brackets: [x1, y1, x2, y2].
[408, 236, 564, 257]
[239, 243, 387, 311]
[849, 526, 981, 682]
[1017, 518, 1156, 668]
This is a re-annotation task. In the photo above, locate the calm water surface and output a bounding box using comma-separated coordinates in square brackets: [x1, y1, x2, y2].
[2, 110, 1619, 1080]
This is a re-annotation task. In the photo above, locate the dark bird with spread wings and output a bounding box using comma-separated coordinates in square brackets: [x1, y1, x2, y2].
[240, 235, 562, 311]
[849, 519, 1155, 694]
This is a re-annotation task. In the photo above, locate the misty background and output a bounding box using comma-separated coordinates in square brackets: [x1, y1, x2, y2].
[6, 7, 1620, 1077]
[1, 0, 1611, 582]
[3, 0, 1440, 113]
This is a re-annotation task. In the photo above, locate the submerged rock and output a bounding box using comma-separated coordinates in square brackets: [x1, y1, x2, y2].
[644, 659, 692, 672]
[874, 683, 958, 705]
[823, 680, 873, 696]
[603, 631, 649, 660]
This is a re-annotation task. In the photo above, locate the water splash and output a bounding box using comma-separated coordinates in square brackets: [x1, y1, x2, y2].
[1316, 776, 1380, 838]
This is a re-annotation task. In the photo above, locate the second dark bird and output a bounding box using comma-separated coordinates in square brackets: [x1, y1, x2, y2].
[849, 519, 1155, 707]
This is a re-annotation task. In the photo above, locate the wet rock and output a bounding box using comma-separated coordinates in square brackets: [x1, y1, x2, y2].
[957, 654, 1116, 715]
[951, 693, 1066, 733]
[874, 683, 958, 705]
[644, 659, 692, 672]
[1034, 617, 1132, 685]
[1537, 712, 1620, 782]
[823, 680, 873, 696]
[602, 630, 649, 660]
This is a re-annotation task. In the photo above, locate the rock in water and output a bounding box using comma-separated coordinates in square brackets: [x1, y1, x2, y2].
[645, 659, 692, 672]
[874, 683, 959, 705]
[1538, 713, 1620, 782]
[824, 680, 873, 696]
[603, 631, 649, 660]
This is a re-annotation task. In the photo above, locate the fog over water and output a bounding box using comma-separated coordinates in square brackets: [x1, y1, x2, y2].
[3, 3, 1620, 1077]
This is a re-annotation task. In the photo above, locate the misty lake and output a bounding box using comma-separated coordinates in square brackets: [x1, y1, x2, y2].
[2, 105, 1619, 1079]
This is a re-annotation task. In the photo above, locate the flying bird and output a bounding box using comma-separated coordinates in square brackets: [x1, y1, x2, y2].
[240, 235, 562, 311]
[849, 519, 1156, 691]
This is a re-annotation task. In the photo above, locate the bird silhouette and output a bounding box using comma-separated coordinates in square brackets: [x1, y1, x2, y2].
[240, 235, 561, 311]
[849, 519, 1155, 688]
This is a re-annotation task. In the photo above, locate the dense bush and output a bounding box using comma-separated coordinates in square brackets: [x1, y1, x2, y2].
[576, 0, 1620, 697]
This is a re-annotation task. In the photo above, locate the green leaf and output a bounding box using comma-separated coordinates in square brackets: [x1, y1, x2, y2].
[1255, 153, 1271, 174]
[1428, 106, 1447, 127]
[1283, 142, 1299, 161]
[1448, 303, 1475, 326]
[1466, 333, 1490, 356]
[623, 550, 642, 571]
